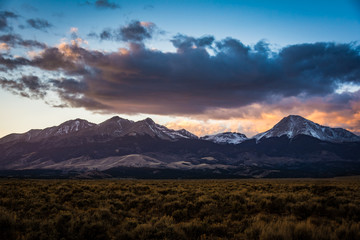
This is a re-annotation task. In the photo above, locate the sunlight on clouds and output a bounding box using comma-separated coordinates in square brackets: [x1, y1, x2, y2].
[164, 117, 280, 137]
[139, 21, 155, 28]
[336, 83, 360, 94]
[165, 96, 360, 137]
[165, 120, 229, 137]
[119, 48, 129, 55]
[27, 50, 42, 59]
[307, 111, 360, 135]
[0, 42, 10, 51]
[70, 27, 78, 33]
[57, 42, 79, 59]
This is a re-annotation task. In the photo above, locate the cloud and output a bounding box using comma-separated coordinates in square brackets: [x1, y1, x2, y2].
[82, 0, 120, 9]
[50, 78, 87, 94]
[0, 34, 47, 49]
[0, 11, 18, 31]
[26, 18, 52, 31]
[0, 43, 10, 51]
[164, 91, 360, 137]
[0, 75, 48, 99]
[1, 34, 360, 135]
[0, 54, 30, 71]
[89, 20, 157, 42]
[165, 119, 241, 137]
[95, 0, 120, 9]
[52, 40, 358, 116]
[119, 21, 154, 42]
[31, 47, 80, 72]
[70, 27, 78, 33]
[171, 34, 215, 52]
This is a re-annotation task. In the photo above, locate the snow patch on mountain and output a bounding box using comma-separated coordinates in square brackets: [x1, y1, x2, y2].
[254, 115, 360, 143]
[0, 119, 95, 144]
[201, 132, 248, 144]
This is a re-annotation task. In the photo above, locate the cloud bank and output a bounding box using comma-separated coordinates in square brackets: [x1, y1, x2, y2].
[1, 19, 360, 134]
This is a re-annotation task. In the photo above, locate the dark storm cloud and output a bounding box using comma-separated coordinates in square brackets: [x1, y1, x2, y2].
[26, 18, 52, 31]
[0, 11, 18, 31]
[50, 40, 360, 115]
[0, 75, 48, 99]
[0, 34, 47, 49]
[89, 21, 156, 42]
[2, 35, 360, 116]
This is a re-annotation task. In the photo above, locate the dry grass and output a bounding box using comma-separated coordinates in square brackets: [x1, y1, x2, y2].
[0, 178, 359, 239]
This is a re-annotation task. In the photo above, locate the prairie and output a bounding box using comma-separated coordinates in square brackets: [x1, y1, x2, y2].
[0, 178, 359, 240]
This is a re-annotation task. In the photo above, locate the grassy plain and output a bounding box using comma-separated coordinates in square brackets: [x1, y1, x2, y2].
[0, 178, 359, 240]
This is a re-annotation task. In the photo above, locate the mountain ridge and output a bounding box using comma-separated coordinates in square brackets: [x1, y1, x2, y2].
[0, 116, 199, 144]
[0, 115, 360, 178]
[1, 115, 359, 145]
[254, 115, 360, 143]
[201, 132, 248, 144]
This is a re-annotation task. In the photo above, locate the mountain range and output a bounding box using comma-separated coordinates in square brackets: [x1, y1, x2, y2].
[0, 115, 359, 178]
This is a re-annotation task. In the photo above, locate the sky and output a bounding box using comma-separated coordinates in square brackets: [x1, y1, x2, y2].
[0, 0, 360, 138]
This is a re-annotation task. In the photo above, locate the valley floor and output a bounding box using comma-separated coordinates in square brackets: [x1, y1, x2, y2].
[1, 178, 360, 240]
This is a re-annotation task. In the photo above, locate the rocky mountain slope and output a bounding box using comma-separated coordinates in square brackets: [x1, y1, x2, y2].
[0, 115, 359, 178]
[201, 132, 247, 144]
[254, 115, 360, 143]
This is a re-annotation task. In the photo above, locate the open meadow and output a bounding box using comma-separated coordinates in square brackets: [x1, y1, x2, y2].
[1, 178, 360, 240]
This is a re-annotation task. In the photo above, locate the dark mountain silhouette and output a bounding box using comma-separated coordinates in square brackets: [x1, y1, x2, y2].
[0, 115, 359, 178]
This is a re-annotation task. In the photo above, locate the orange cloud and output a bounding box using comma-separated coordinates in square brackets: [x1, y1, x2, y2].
[139, 21, 155, 28]
[70, 27, 78, 33]
[57, 42, 79, 59]
[165, 120, 227, 136]
[119, 48, 129, 55]
[0, 42, 10, 51]
[164, 118, 275, 137]
[163, 93, 360, 137]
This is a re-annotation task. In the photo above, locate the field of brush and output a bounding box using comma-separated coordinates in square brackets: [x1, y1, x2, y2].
[0, 178, 360, 240]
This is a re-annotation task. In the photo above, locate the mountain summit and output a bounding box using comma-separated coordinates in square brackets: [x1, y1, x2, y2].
[0, 116, 198, 144]
[0, 119, 95, 144]
[0, 115, 360, 178]
[254, 115, 360, 143]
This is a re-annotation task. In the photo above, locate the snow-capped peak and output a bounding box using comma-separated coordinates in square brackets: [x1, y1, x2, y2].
[201, 132, 248, 144]
[0, 118, 96, 144]
[53, 119, 95, 136]
[254, 115, 360, 143]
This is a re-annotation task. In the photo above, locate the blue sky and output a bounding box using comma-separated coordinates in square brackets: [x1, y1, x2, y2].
[3, 0, 360, 49]
[1, 0, 360, 137]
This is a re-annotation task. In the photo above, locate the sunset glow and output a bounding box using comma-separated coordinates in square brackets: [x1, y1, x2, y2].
[0, 0, 360, 137]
